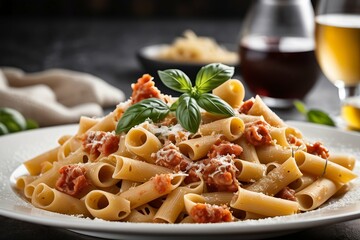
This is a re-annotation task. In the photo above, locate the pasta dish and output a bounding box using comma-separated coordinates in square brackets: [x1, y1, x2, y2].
[14, 63, 357, 224]
[158, 30, 238, 64]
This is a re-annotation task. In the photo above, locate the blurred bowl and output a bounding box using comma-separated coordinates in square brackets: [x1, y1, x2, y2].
[136, 44, 239, 96]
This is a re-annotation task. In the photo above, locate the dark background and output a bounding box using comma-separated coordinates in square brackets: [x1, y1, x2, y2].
[0, 0, 256, 99]
[0, 0, 331, 114]
[0, 0, 319, 19]
[0, 0, 252, 19]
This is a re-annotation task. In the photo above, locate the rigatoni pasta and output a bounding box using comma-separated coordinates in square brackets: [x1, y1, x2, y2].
[212, 79, 245, 108]
[230, 187, 299, 217]
[154, 180, 204, 223]
[295, 178, 342, 211]
[32, 183, 90, 217]
[14, 69, 358, 224]
[84, 190, 131, 220]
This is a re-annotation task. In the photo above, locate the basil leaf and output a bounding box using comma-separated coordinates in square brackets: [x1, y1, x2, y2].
[307, 109, 336, 126]
[26, 119, 39, 130]
[0, 122, 9, 135]
[195, 63, 234, 93]
[116, 98, 170, 133]
[197, 93, 235, 116]
[293, 100, 308, 115]
[158, 69, 192, 93]
[176, 94, 201, 133]
[294, 101, 335, 127]
[0, 107, 27, 132]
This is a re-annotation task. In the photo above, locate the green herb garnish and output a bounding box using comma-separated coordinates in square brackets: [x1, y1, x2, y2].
[116, 63, 235, 134]
[194, 63, 235, 94]
[0, 107, 39, 136]
[176, 93, 201, 134]
[115, 98, 170, 133]
[294, 100, 335, 126]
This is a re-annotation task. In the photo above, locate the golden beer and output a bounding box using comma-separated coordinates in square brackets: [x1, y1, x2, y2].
[341, 98, 360, 130]
[315, 14, 360, 87]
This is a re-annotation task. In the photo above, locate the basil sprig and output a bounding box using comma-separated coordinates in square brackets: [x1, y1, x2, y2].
[116, 63, 235, 134]
[294, 100, 335, 126]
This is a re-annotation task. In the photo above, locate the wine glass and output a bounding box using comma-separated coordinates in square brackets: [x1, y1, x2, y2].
[239, 0, 319, 109]
[314, 0, 360, 129]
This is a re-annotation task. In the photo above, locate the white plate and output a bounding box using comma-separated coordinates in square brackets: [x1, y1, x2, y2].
[0, 122, 360, 240]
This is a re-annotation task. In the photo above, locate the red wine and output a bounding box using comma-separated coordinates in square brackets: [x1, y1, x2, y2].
[239, 36, 320, 100]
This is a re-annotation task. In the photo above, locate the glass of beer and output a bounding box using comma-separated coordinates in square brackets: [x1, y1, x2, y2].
[315, 0, 360, 129]
[239, 0, 320, 109]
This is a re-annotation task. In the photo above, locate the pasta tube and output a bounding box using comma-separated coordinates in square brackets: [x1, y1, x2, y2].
[328, 153, 356, 170]
[245, 157, 302, 196]
[111, 155, 172, 182]
[236, 136, 260, 163]
[32, 183, 90, 217]
[256, 144, 293, 164]
[23, 146, 59, 176]
[230, 187, 299, 217]
[199, 117, 244, 141]
[295, 178, 342, 211]
[77, 116, 100, 135]
[234, 159, 265, 182]
[178, 135, 220, 160]
[295, 151, 357, 184]
[269, 126, 303, 147]
[85, 190, 131, 220]
[212, 79, 245, 108]
[247, 95, 286, 127]
[24, 162, 62, 199]
[84, 162, 118, 188]
[154, 180, 204, 223]
[201, 192, 234, 205]
[119, 174, 184, 209]
[288, 173, 317, 192]
[124, 204, 157, 223]
[125, 126, 162, 163]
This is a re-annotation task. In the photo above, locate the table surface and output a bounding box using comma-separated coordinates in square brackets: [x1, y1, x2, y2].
[0, 17, 359, 240]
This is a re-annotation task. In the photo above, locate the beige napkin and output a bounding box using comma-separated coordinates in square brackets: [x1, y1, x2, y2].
[0, 67, 125, 126]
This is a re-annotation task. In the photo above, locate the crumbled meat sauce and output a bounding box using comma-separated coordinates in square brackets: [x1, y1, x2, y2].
[190, 203, 233, 223]
[207, 139, 243, 159]
[185, 155, 239, 192]
[239, 99, 254, 114]
[306, 141, 330, 159]
[153, 174, 172, 194]
[154, 142, 191, 172]
[131, 74, 162, 104]
[202, 156, 239, 192]
[82, 131, 120, 159]
[244, 120, 272, 146]
[55, 165, 89, 196]
[287, 134, 304, 147]
[275, 186, 297, 201]
[184, 140, 243, 192]
[184, 167, 202, 185]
